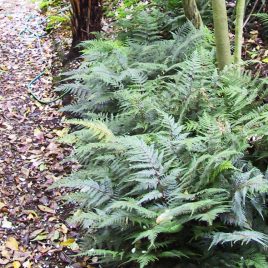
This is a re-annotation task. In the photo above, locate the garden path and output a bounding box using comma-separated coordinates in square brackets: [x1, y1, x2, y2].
[0, 1, 79, 267]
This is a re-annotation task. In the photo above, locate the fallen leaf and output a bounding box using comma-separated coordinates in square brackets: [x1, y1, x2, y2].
[37, 205, 55, 214]
[8, 134, 16, 140]
[39, 163, 47, 171]
[69, 241, 79, 251]
[1, 249, 11, 259]
[33, 128, 44, 140]
[48, 216, 57, 222]
[22, 260, 32, 268]
[21, 167, 30, 178]
[46, 142, 58, 152]
[1, 217, 13, 229]
[13, 251, 31, 263]
[6, 237, 19, 251]
[49, 230, 60, 241]
[60, 238, 75, 247]
[23, 210, 38, 220]
[13, 261, 21, 268]
[0, 258, 9, 265]
[54, 128, 69, 137]
[60, 224, 68, 234]
[0, 64, 8, 71]
[29, 229, 44, 240]
[0, 201, 6, 210]
[31, 234, 48, 241]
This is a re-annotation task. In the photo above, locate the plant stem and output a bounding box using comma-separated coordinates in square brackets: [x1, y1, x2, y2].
[183, 0, 203, 29]
[211, 0, 232, 70]
[234, 0, 246, 63]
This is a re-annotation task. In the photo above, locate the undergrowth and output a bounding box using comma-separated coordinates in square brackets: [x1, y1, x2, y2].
[37, 0, 70, 32]
[55, 8, 268, 268]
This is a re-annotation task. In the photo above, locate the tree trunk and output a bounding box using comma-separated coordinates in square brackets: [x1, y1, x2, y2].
[183, 0, 203, 29]
[69, 0, 102, 57]
[234, 0, 246, 64]
[211, 0, 232, 70]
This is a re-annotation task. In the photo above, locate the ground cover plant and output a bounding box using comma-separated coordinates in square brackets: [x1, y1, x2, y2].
[38, 0, 70, 32]
[55, 5, 268, 267]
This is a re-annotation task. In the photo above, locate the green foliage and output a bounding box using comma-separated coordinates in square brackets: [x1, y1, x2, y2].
[37, 0, 62, 11]
[210, 231, 268, 248]
[239, 252, 268, 268]
[36, 0, 70, 32]
[46, 14, 69, 31]
[56, 8, 268, 268]
[104, 0, 183, 19]
[254, 13, 268, 38]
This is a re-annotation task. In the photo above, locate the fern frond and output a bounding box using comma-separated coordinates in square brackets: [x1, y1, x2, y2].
[107, 198, 158, 218]
[66, 119, 115, 141]
[157, 199, 224, 224]
[210, 230, 268, 248]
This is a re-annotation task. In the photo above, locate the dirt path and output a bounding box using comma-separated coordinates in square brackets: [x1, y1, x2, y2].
[0, 1, 78, 267]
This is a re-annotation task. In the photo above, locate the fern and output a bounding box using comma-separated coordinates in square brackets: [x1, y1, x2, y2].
[210, 231, 268, 248]
[66, 119, 115, 141]
[55, 7, 268, 268]
[254, 13, 268, 36]
[239, 252, 268, 268]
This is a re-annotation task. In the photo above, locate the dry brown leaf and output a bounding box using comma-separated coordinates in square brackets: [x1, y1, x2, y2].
[0, 201, 6, 210]
[21, 167, 30, 178]
[46, 142, 58, 152]
[12, 251, 31, 263]
[1, 249, 11, 259]
[60, 224, 68, 234]
[37, 205, 55, 214]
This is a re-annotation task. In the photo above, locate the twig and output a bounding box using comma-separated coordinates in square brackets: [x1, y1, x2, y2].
[243, 0, 259, 28]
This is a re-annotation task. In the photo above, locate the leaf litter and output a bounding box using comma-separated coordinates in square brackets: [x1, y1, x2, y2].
[0, 1, 88, 267]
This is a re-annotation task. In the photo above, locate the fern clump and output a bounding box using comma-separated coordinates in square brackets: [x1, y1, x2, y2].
[55, 11, 268, 268]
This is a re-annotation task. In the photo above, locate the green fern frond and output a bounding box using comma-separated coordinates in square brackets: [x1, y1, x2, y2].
[136, 254, 159, 268]
[131, 222, 182, 249]
[107, 198, 158, 218]
[240, 252, 268, 268]
[80, 248, 123, 259]
[66, 119, 115, 141]
[81, 39, 126, 54]
[193, 205, 231, 225]
[158, 250, 188, 259]
[157, 199, 224, 224]
[210, 230, 268, 248]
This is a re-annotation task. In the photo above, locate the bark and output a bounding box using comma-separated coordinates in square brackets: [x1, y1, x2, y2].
[183, 0, 203, 29]
[211, 0, 232, 70]
[69, 0, 102, 55]
[234, 0, 246, 63]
